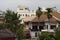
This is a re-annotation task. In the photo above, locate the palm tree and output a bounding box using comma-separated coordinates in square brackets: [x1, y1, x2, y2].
[4, 10, 24, 40]
[45, 8, 53, 20]
[36, 7, 43, 40]
[4, 10, 20, 32]
[36, 7, 42, 19]
[45, 8, 53, 31]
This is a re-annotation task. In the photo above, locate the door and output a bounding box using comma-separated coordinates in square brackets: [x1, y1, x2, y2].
[39, 25, 44, 31]
[32, 25, 38, 31]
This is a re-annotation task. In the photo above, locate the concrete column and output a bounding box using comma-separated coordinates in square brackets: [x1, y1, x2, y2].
[38, 25, 39, 30]
[48, 24, 50, 31]
[56, 23, 59, 28]
[44, 25, 47, 29]
[29, 22, 32, 30]
[30, 24, 32, 29]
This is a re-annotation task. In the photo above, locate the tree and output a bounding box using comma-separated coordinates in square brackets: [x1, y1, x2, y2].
[38, 32, 56, 40]
[45, 8, 53, 31]
[16, 24, 24, 40]
[0, 24, 4, 30]
[55, 28, 60, 40]
[4, 10, 24, 40]
[45, 8, 53, 21]
[36, 7, 42, 19]
[38, 28, 60, 40]
[4, 10, 20, 32]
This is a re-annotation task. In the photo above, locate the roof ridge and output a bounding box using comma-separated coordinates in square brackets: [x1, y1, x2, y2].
[53, 16, 60, 21]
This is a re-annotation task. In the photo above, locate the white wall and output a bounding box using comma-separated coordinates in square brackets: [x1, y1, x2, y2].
[17, 7, 36, 20]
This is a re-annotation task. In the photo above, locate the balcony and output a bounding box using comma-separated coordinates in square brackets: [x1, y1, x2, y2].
[41, 29, 54, 32]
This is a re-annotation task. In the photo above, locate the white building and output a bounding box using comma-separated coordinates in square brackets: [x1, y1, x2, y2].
[17, 5, 36, 19]
[17, 5, 36, 24]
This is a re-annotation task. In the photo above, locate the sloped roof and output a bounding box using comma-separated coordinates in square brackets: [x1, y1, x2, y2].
[23, 16, 35, 22]
[51, 11, 60, 20]
[32, 13, 48, 22]
[0, 29, 16, 38]
[31, 12, 60, 22]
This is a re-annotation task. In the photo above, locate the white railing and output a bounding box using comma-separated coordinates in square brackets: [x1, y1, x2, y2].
[41, 29, 54, 32]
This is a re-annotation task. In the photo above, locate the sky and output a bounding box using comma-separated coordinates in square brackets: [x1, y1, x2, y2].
[0, 0, 60, 12]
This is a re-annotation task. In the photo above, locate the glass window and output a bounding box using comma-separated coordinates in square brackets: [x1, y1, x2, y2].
[20, 9, 23, 10]
[31, 14, 35, 16]
[26, 14, 27, 16]
[32, 25, 38, 31]
[20, 14, 22, 16]
[27, 15, 30, 17]
[39, 25, 44, 31]
[44, 25, 48, 29]
[50, 25, 56, 29]
[23, 14, 24, 16]
[58, 24, 60, 28]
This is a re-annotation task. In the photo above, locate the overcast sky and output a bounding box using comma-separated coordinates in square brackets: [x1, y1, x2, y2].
[0, 0, 60, 12]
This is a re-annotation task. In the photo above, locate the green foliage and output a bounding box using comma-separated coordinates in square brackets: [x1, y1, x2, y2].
[4, 10, 20, 31]
[38, 28, 60, 40]
[55, 28, 60, 40]
[45, 12, 52, 19]
[36, 7, 42, 18]
[4, 10, 24, 40]
[57, 20, 60, 24]
[5, 10, 20, 24]
[16, 24, 24, 40]
[46, 8, 53, 13]
[0, 24, 4, 30]
[45, 8, 53, 19]
[38, 32, 55, 40]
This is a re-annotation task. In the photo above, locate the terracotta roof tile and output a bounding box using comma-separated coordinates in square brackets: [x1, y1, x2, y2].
[32, 13, 48, 22]
[32, 12, 60, 22]
[0, 29, 16, 38]
[23, 16, 35, 22]
[51, 12, 60, 19]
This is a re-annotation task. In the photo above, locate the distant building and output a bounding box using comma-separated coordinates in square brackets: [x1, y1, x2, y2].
[17, 5, 36, 24]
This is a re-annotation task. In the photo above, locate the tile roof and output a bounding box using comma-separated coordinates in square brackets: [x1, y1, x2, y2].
[0, 29, 16, 38]
[32, 12, 60, 22]
[51, 11, 60, 20]
[23, 11, 60, 22]
[23, 16, 35, 22]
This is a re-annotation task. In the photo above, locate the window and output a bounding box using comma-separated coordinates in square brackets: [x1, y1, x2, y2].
[31, 14, 35, 16]
[39, 25, 44, 31]
[25, 14, 27, 16]
[44, 25, 48, 29]
[23, 14, 24, 16]
[25, 8, 28, 10]
[32, 25, 38, 31]
[50, 25, 56, 29]
[20, 14, 22, 16]
[20, 9, 23, 10]
[27, 15, 30, 17]
[58, 24, 60, 28]
[59, 25, 60, 26]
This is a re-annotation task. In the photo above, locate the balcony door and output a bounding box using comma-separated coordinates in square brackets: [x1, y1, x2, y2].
[39, 25, 44, 31]
[31, 25, 38, 31]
